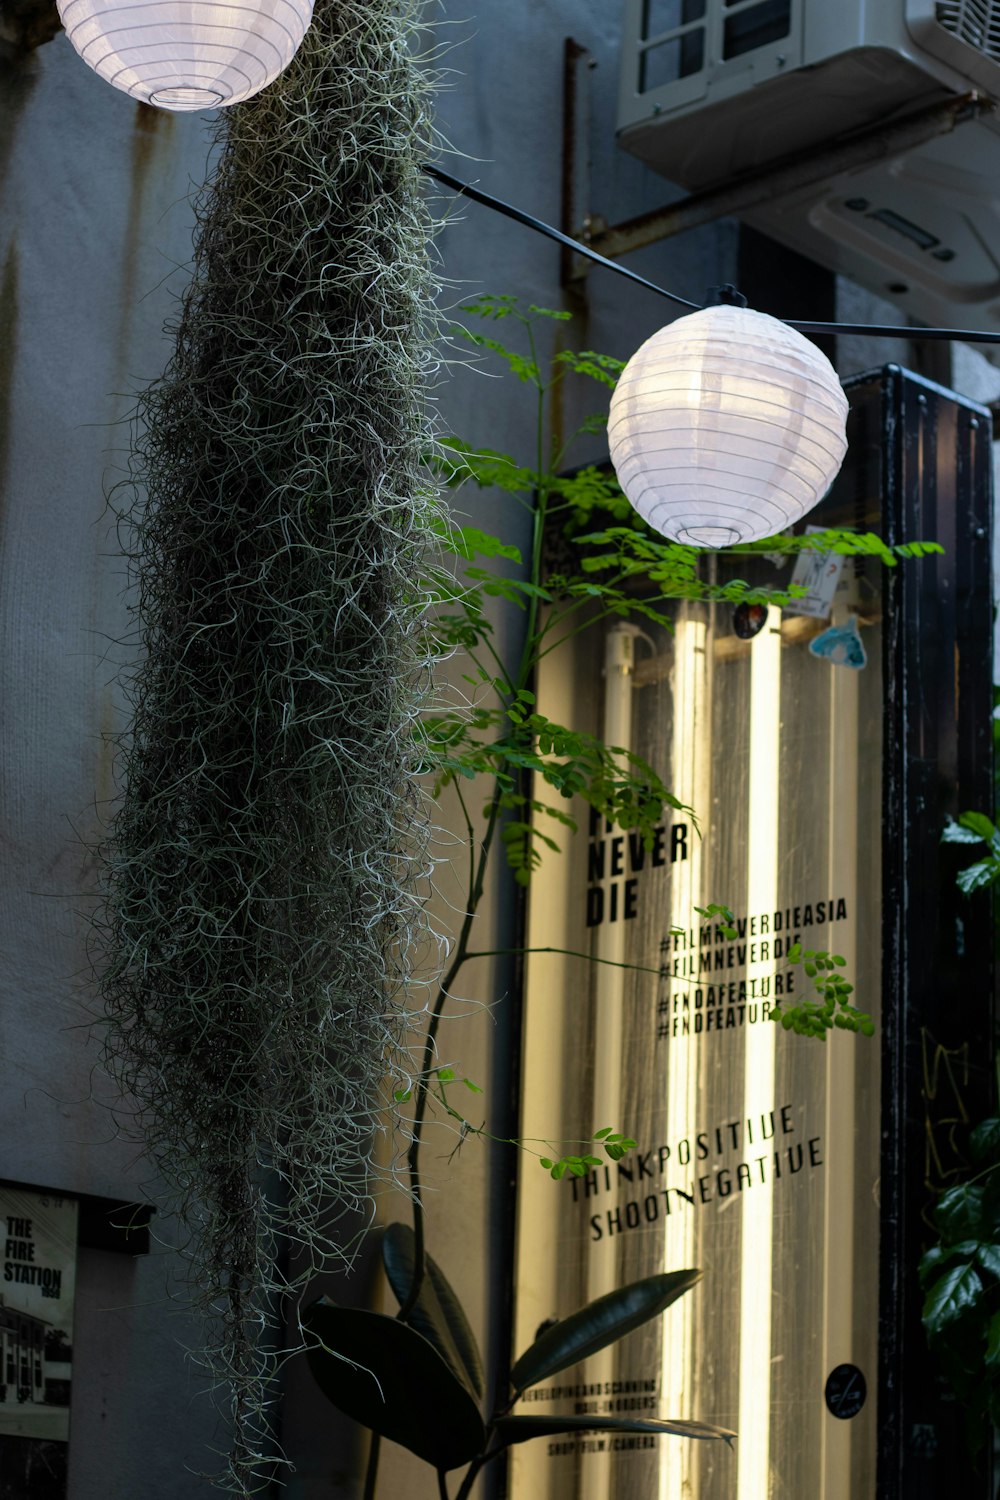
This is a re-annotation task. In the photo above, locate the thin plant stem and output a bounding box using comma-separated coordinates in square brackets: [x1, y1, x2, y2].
[362, 1433, 380, 1500]
[398, 779, 505, 1318]
[463, 945, 712, 989]
[453, 781, 478, 903]
[462, 945, 662, 976]
[454, 1457, 484, 1500]
[400, 368, 553, 1317]
[453, 1445, 506, 1500]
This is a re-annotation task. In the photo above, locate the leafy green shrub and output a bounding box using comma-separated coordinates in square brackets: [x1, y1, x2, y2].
[920, 1118, 1000, 1450]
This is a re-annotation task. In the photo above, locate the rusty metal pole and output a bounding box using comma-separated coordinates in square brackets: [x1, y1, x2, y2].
[583, 92, 985, 265]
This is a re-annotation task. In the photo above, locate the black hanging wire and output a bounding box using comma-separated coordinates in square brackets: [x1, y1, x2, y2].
[424, 163, 700, 312]
[423, 162, 1000, 347]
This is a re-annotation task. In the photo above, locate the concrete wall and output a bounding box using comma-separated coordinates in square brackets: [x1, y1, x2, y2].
[0, 33, 233, 1497]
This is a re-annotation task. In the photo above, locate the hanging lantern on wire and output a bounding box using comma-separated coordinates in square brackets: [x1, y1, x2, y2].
[56, 0, 314, 111]
[607, 297, 849, 549]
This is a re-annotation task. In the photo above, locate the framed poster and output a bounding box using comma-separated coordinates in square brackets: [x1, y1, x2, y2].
[510, 367, 994, 1499]
[0, 1188, 77, 1500]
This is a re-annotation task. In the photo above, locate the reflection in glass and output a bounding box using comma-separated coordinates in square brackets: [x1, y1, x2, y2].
[511, 572, 881, 1499]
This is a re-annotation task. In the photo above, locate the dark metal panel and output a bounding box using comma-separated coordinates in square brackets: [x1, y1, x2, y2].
[876, 366, 995, 1499]
[510, 364, 994, 1500]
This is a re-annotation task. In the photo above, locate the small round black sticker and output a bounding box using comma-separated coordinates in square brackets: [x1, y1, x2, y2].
[732, 601, 768, 640]
[825, 1363, 866, 1420]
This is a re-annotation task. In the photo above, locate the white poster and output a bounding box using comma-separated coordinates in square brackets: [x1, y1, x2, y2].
[0, 1188, 77, 1499]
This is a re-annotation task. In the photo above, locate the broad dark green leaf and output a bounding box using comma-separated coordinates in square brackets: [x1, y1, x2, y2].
[919, 1241, 978, 1284]
[935, 1183, 986, 1242]
[986, 1311, 1000, 1367]
[509, 1270, 701, 1393]
[976, 1243, 1000, 1279]
[303, 1299, 486, 1470]
[922, 1264, 983, 1335]
[381, 1222, 485, 1399]
[970, 1120, 1000, 1166]
[919, 1245, 947, 1284]
[494, 1414, 735, 1448]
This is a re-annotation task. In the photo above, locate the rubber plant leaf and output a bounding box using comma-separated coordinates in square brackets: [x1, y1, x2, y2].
[303, 1299, 486, 1471]
[382, 1221, 485, 1399]
[509, 1270, 701, 1394]
[494, 1414, 735, 1447]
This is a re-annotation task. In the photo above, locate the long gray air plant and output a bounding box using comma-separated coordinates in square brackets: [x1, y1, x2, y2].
[97, 1, 439, 1488]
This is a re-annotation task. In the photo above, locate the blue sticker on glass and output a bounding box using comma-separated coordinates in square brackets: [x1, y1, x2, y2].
[808, 615, 867, 670]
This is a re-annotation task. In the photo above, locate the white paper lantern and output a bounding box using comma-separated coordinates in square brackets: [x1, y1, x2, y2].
[57, 0, 314, 111]
[607, 304, 849, 549]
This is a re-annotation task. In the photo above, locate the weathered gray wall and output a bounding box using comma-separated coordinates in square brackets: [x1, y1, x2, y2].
[0, 32, 237, 1498]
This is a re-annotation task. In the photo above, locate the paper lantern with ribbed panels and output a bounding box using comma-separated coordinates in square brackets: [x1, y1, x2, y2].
[57, 0, 314, 110]
[607, 305, 849, 549]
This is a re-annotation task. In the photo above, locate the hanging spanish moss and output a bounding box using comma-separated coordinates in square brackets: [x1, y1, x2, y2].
[97, 1, 438, 1488]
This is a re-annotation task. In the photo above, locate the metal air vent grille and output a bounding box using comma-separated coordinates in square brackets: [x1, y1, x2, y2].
[936, 0, 1000, 62]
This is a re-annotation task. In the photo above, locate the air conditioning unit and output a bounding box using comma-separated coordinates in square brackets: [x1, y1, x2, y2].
[617, 1, 1000, 347]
